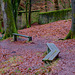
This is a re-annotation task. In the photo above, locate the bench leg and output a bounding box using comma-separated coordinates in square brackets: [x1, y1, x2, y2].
[28, 37, 32, 41]
[47, 47, 51, 53]
[13, 35, 17, 41]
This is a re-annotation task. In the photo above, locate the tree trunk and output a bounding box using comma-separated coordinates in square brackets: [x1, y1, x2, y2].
[26, 0, 30, 28]
[0, 1, 1, 21]
[28, 0, 31, 27]
[11, 0, 21, 29]
[0, 0, 7, 32]
[45, 0, 47, 12]
[54, 0, 59, 10]
[4, 0, 17, 38]
[0, 1, 2, 32]
[65, 0, 75, 39]
[68, 0, 71, 8]
[0, 21, 2, 33]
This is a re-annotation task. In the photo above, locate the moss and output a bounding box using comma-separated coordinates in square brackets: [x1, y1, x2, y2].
[31, 12, 39, 23]
[64, 30, 75, 39]
[0, 21, 2, 33]
[4, 0, 17, 39]
[42, 51, 47, 57]
[39, 8, 72, 24]
[18, 10, 40, 29]
[39, 8, 72, 15]
[18, 10, 40, 13]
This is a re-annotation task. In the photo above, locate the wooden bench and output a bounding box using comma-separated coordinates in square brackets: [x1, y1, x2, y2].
[13, 33, 32, 41]
[42, 43, 60, 62]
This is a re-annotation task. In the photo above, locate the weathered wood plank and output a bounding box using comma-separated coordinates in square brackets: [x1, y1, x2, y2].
[49, 51, 59, 61]
[42, 43, 60, 61]
[13, 33, 30, 38]
[47, 43, 60, 53]
[13, 33, 32, 41]
[42, 50, 55, 61]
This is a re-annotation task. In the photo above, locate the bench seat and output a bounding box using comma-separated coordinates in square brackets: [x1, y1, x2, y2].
[13, 33, 32, 41]
[42, 43, 60, 61]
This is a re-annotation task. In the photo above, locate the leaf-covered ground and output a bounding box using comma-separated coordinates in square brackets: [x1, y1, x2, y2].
[0, 19, 75, 75]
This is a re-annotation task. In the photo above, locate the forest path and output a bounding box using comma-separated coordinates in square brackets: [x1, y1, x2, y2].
[0, 20, 75, 75]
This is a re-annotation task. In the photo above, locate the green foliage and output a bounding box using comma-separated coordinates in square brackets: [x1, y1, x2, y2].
[3, 0, 7, 2]
[28, 68, 31, 70]
[2, 71, 5, 74]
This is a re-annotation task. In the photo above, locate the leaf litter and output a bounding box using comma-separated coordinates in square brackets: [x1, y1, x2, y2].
[0, 20, 75, 75]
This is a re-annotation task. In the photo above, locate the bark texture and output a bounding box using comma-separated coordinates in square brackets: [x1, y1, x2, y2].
[4, 0, 17, 38]
[0, 0, 7, 32]
[26, 0, 31, 28]
[65, 0, 75, 39]
[11, 0, 20, 29]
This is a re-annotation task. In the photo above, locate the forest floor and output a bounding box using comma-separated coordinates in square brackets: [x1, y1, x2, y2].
[0, 19, 75, 75]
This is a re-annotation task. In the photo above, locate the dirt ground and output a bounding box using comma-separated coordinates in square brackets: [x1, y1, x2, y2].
[0, 20, 75, 75]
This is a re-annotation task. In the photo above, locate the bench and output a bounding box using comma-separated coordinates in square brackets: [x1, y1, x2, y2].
[42, 43, 60, 62]
[13, 33, 32, 41]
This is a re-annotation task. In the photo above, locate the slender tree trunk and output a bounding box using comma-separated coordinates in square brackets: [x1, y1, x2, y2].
[68, 0, 71, 8]
[45, 0, 47, 12]
[0, 1, 2, 32]
[29, 0, 31, 27]
[26, 0, 30, 28]
[65, 0, 75, 39]
[63, 0, 66, 8]
[54, 0, 59, 10]
[0, 1, 1, 21]
[26, 0, 29, 28]
[11, 0, 21, 29]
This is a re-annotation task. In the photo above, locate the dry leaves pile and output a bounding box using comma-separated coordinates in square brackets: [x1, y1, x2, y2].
[0, 19, 75, 75]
